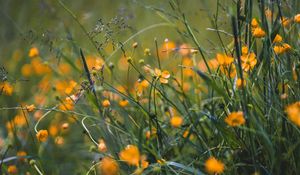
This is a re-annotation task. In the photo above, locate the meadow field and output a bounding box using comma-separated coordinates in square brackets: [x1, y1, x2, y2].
[0, 0, 300, 174]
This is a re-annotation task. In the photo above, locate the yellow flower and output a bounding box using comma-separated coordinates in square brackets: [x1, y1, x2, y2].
[241, 52, 257, 71]
[59, 97, 74, 111]
[119, 145, 140, 166]
[99, 157, 119, 175]
[144, 48, 151, 56]
[21, 64, 32, 77]
[216, 53, 234, 66]
[205, 156, 225, 174]
[154, 68, 170, 84]
[170, 116, 183, 128]
[251, 18, 259, 28]
[13, 115, 26, 127]
[294, 14, 300, 23]
[17, 151, 27, 162]
[273, 34, 283, 43]
[241, 46, 249, 55]
[26, 104, 36, 112]
[36, 130, 48, 142]
[252, 27, 266, 38]
[119, 99, 129, 107]
[281, 17, 291, 27]
[225, 111, 245, 127]
[273, 43, 291, 54]
[28, 47, 39, 58]
[285, 102, 300, 127]
[102, 99, 111, 107]
[236, 78, 246, 89]
[0, 82, 13, 96]
[7, 165, 18, 174]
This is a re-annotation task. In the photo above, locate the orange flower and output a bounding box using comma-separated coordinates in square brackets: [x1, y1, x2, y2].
[281, 17, 291, 27]
[119, 145, 140, 166]
[7, 165, 18, 174]
[273, 43, 291, 54]
[182, 57, 194, 76]
[252, 27, 266, 38]
[236, 78, 246, 89]
[49, 124, 58, 137]
[159, 39, 176, 58]
[26, 104, 36, 112]
[241, 52, 257, 71]
[99, 157, 119, 175]
[21, 64, 32, 77]
[220, 64, 237, 78]
[0, 82, 13, 96]
[241, 46, 249, 55]
[28, 47, 39, 58]
[17, 151, 27, 162]
[102, 99, 111, 107]
[119, 99, 129, 107]
[154, 68, 170, 84]
[251, 18, 259, 28]
[216, 53, 234, 66]
[170, 116, 183, 128]
[225, 111, 245, 127]
[294, 14, 300, 23]
[285, 102, 300, 127]
[273, 34, 283, 43]
[13, 115, 26, 127]
[36, 130, 48, 142]
[205, 156, 225, 174]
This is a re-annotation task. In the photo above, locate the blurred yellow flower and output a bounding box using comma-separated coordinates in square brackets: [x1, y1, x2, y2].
[236, 78, 246, 89]
[170, 116, 183, 128]
[119, 99, 129, 107]
[241, 52, 257, 71]
[13, 115, 26, 127]
[102, 99, 111, 107]
[7, 165, 18, 174]
[99, 157, 119, 175]
[36, 130, 48, 142]
[154, 68, 170, 84]
[0, 82, 13, 96]
[28, 47, 39, 58]
[26, 104, 36, 112]
[285, 101, 300, 127]
[294, 14, 300, 23]
[205, 156, 225, 174]
[273, 34, 283, 43]
[225, 111, 245, 127]
[252, 27, 266, 38]
[119, 145, 140, 166]
[17, 151, 27, 162]
[98, 139, 107, 152]
[216, 53, 234, 66]
[251, 18, 259, 28]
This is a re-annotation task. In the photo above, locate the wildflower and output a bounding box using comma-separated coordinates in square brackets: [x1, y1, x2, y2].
[0, 82, 13, 96]
[13, 115, 26, 127]
[281, 17, 291, 27]
[17, 151, 27, 162]
[225, 111, 245, 127]
[98, 139, 107, 152]
[144, 48, 151, 56]
[220, 63, 237, 78]
[294, 14, 300, 23]
[7, 165, 18, 174]
[145, 128, 157, 139]
[273, 43, 291, 54]
[58, 63, 71, 75]
[36, 130, 48, 142]
[170, 116, 183, 128]
[26, 104, 36, 112]
[154, 68, 170, 84]
[159, 39, 176, 58]
[49, 124, 58, 137]
[273, 34, 283, 43]
[265, 9, 272, 20]
[285, 102, 300, 127]
[205, 156, 225, 174]
[99, 157, 119, 175]
[241, 46, 248, 55]
[241, 52, 257, 71]
[251, 18, 259, 28]
[236, 78, 246, 89]
[119, 145, 140, 166]
[252, 27, 266, 38]
[182, 57, 194, 76]
[102, 99, 111, 107]
[216, 53, 234, 66]
[179, 43, 191, 56]
[119, 99, 129, 107]
[28, 47, 39, 58]
[21, 64, 32, 77]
